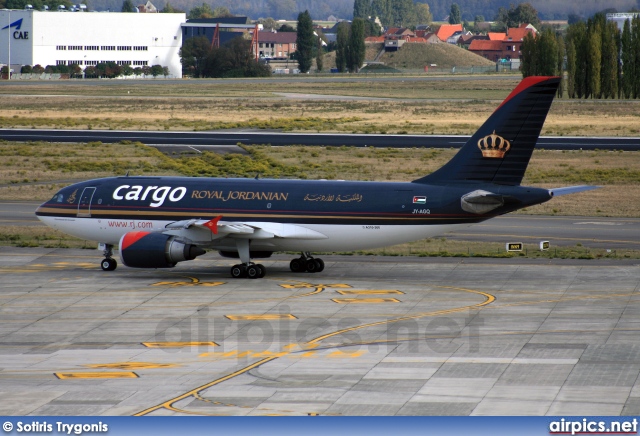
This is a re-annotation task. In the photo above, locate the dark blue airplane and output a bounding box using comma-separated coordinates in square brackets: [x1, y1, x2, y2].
[36, 76, 596, 278]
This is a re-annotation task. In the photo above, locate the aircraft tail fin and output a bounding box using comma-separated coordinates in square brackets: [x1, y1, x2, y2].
[413, 76, 561, 186]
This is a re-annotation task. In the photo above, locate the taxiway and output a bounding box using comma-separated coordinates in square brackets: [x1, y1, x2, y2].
[1, 248, 639, 416]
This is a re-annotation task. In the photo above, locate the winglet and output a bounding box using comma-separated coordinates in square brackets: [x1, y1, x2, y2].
[203, 216, 222, 234]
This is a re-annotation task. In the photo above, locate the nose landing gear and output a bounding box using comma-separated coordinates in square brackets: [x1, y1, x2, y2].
[100, 244, 117, 271]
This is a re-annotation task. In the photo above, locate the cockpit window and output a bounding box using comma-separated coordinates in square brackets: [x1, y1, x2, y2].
[52, 193, 64, 203]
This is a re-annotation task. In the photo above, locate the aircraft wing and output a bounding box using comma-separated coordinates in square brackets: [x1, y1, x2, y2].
[549, 185, 600, 196]
[164, 216, 328, 241]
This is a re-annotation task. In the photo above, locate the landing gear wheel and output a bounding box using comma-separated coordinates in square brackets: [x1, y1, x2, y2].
[230, 264, 247, 278]
[257, 264, 266, 278]
[306, 259, 319, 273]
[315, 258, 325, 272]
[290, 258, 305, 273]
[246, 265, 260, 279]
[101, 258, 117, 271]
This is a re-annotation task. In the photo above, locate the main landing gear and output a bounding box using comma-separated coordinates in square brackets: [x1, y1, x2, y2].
[101, 244, 117, 271]
[290, 252, 324, 273]
[230, 263, 266, 279]
[229, 239, 267, 279]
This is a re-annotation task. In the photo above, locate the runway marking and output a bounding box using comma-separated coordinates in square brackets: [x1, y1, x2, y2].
[134, 283, 495, 417]
[55, 372, 139, 379]
[335, 290, 404, 295]
[280, 282, 351, 289]
[142, 341, 218, 348]
[331, 298, 401, 304]
[151, 276, 225, 287]
[224, 314, 297, 320]
[85, 362, 181, 370]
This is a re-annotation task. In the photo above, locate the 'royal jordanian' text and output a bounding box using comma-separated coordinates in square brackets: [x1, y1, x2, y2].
[191, 190, 289, 201]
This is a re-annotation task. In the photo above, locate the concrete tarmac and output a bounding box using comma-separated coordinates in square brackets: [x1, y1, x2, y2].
[1, 247, 639, 416]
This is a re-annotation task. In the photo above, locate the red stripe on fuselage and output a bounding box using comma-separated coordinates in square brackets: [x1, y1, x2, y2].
[121, 231, 151, 250]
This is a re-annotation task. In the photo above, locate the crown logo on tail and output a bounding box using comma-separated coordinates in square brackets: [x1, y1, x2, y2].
[477, 130, 511, 158]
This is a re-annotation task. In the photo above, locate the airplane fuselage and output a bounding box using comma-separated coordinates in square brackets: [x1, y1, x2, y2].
[36, 176, 552, 252]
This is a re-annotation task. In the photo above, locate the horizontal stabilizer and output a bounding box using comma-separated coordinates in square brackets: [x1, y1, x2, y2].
[549, 185, 599, 197]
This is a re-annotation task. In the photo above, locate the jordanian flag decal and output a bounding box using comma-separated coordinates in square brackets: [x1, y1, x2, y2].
[413, 196, 427, 204]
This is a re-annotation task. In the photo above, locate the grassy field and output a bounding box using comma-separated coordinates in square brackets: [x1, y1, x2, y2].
[0, 78, 638, 136]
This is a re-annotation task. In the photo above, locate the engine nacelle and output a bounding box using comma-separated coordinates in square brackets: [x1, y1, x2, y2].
[119, 231, 206, 268]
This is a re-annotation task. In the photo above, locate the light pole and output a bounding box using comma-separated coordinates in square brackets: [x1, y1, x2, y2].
[2, 9, 9, 80]
[7, 9, 10, 80]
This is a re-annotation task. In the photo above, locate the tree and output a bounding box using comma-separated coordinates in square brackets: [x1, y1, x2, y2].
[161, 2, 184, 13]
[69, 63, 82, 78]
[587, 28, 602, 99]
[353, 0, 371, 19]
[600, 21, 619, 99]
[621, 18, 633, 99]
[364, 19, 382, 37]
[84, 66, 96, 78]
[415, 3, 433, 25]
[371, 0, 391, 28]
[449, 3, 461, 25]
[316, 35, 324, 72]
[296, 10, 314, 73]
[567, 20, 588, 98]
[20, 65, 32, 74]
[278, 24, 296, 32]
[188, 3, 214, 19]
[162, 66, 170, 77]
[495, 3, 540, 31]
[633, 16, 640, 98]
[392, 0, 417, 27]
[121, 0, 135, 12]
[32, 64, 44, 74]
[203, 37, 271, 78]
[537, 28, 558, 76]
[336, 22, 349, 73]
[258, 17, 278, 31]
[150, 65, 164, 78]
[347, 18, 366, 73]
[520, 32, 537, 77]
[122, 64, 134, 77]
[556, 34, 565, 97]
[566, 38, 576, 98]
[212, 6, 233, 17]
[267, 0, 296, 20]
[179, 36, 211, 77]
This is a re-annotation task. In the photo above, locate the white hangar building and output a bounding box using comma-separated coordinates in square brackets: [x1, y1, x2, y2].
[0, 9, 186, 77]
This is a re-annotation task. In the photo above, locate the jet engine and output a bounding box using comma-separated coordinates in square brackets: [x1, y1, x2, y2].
[119, 231, 206, 268]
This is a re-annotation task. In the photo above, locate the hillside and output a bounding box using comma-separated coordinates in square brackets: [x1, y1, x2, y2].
[320, 42, 494, 71]
[324, 43, 495, 71]
[378, 43, 495, 69]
